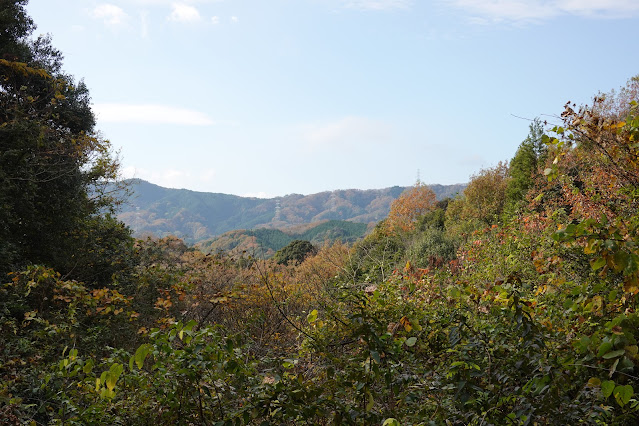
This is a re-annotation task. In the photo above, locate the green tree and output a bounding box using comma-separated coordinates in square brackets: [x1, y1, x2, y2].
[406, 200, 457, 268]
[445, 162, 510, 235]
[273, 239, 317, 265]
[504, 119, 546, 216]
[0, 0, 33, 60]
[0, 0, 130, 284]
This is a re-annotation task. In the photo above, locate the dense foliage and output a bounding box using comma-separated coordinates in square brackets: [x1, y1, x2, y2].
[273, 240, 317, 265]
[0, 0, 130, 284]
[3, 3, 639, 424]
[198, 220, 368, 259]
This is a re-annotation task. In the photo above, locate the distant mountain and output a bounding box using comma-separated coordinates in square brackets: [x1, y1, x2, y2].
[116, 179, 466, 245]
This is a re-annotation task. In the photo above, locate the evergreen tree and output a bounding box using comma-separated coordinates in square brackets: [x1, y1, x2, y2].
[504, 119, 546, 216]
[273, 240, 316, 265]
[0, 0, 131, 285]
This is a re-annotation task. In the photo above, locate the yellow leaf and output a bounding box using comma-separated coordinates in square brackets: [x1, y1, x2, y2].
[399, 316, 412, 332]
[588, 377, 601, 387]
[592, 295, 603, 312]
[624, 276, 639, 294]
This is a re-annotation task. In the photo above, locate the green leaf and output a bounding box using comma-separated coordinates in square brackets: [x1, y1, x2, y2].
[82, 359, 94, 374]
[180, 320, 197, 340]
[105, 363, 123, 391]
[365, 390, 374, 411]
[614, 385, 633, 407]
[100, 388, 115, 399]
[591, 257, 607, 271]
[405, 337, 417, 347]
[602, 349, 626, 359]
[134, 344, 152, 370]
[613, 251, 629, 273]
[564, 224, 577, 235]
[383, 419, 400, 426]
[307, 309, 318, 324]
[598, 341, 613, 357]
[602, 380, 615, 398]
[282, 358, 297, 369]
[105, 373, 117, 391]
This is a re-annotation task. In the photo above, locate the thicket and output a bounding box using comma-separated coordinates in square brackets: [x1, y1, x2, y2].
[3, 2, 639, 424]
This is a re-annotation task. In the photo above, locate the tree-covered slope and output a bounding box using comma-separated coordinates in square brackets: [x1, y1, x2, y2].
[117, 179, 465, 244]
[196, 220, 369, 257]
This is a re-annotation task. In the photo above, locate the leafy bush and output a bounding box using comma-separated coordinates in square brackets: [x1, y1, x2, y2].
[273, 240, 317, 265]
[407, 227, 457, 268]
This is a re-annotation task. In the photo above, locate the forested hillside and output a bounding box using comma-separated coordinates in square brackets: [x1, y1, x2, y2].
[117, 179, 465, 244]
[3, 2, 639, 424]
[196, 220, 370, 258]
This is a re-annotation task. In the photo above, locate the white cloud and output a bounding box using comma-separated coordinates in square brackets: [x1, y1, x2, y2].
[301, 116, 392, 150]
[211, 15, 220, 24]
[448, 0, 639, 23]
[120, 166, 138, 180]
[230, 16, 239, 23]
[168, 3, 202, 22]
[343, 0, 412, 10]
[140, 11, 150, 37]
[91, 4, 129, 26]
[559, 0, 639, 17]
[94, 103, 215, 125]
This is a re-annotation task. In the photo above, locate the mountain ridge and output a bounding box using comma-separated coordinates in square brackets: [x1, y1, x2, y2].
[116, 179, 466, 244]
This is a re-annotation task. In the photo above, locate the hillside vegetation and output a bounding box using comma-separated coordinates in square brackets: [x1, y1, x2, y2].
[117, 179, 465, 244]
[196, 220, 370, 258]
[3, 2, 639, 424]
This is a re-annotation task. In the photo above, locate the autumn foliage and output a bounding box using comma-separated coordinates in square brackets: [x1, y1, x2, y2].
[385, 182, 437, 233]
[5, 2, 639, 423]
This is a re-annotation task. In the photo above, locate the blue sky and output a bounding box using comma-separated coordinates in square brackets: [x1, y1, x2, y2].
[26, 0, 639, 197]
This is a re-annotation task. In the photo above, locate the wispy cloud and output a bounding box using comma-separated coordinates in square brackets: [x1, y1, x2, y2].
[140, 11, 150, 37]
[343, 0, 412, 10]
[168, 3, 202, 22]
[94, 103, 215, 125]
[559, 0, 639, 17]
[211, 15, 220, 24]
[91, 4, 130, 26]
[448, 0, 639, 23]
[301, 116, 392, 150]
